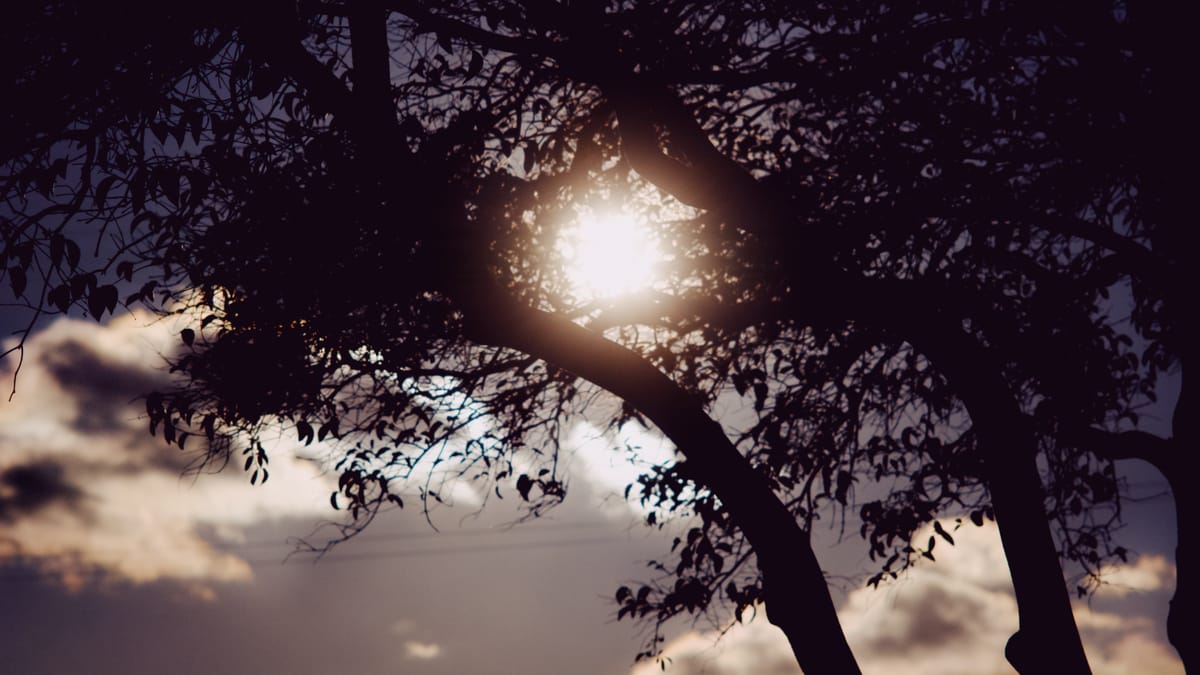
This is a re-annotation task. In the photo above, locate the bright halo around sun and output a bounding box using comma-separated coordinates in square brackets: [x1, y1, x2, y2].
[558, 210, 662, 300]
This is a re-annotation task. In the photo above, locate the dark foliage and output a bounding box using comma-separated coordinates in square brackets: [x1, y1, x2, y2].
[3, 2, 1189, 672]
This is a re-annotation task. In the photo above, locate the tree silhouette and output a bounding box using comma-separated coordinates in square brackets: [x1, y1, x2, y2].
[2, 2, 1188, 673]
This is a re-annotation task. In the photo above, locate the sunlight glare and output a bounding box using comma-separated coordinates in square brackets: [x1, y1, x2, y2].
[559, 210, 661, 300]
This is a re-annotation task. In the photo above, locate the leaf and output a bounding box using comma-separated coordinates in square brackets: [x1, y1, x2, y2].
[523, 142, 537, 174]
[180, 328, 195, 346]
[71, 273, 92, 299]
[159, 170, 180, 205]
[130, 212, 160, 233]
[93, 175, 117, 208]
[64, 239, 81, 269]
[466, 51, 483, 78]
[187, 110, 205, 145]
[88, 284, 119, 320]
[49, 157, 69, 178]
[34, 168, 54, 197]
[753, 382, 768, 411]
[150, 122, 169, 145]
[835, 471, 852, 505]
[933, 520, 955, 545]
[171, 119, 188, 147]
[131, 173, 145, 212]
[187, 172, 210, 206]
[8, 266, 26, 297]
[47, 284, 71, 313]
[732, 372, 747, 395]
[516, 473, 533, 500]
[50, 234, 65, 268]
[297, 420, 314, 445]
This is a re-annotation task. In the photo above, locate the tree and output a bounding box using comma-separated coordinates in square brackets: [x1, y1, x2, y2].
[2, 2, 1187, 673]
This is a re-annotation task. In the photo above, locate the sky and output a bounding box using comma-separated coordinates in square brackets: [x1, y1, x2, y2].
[0, 310, 1184, 674]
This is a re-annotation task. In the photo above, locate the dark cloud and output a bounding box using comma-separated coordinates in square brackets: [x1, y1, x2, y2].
[34, 333, 200, 476]
[0, 461, 83, 522]
[857, 581, 977, 656]
[1, 315, 341, 586]
[38, 337, 170, 433]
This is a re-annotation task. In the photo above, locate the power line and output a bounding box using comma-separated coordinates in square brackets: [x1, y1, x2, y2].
[250, 534, 624, 566]
[0, 529, 639, 583]
[224, 519, 620, 551]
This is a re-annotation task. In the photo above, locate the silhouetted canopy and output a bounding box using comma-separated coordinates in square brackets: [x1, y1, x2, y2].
[3, 2, 1191, 673]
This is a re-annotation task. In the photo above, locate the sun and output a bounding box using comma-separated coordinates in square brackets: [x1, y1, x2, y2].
[558, 210, 662, 301]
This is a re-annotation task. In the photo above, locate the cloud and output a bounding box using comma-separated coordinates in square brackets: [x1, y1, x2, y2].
[0, 461, 83, 521]
[388, 618, 443, 661]
[567, 419, 677, 518]
[404, 640, 443, 660]
[628, 623, 802, 675]
[629, 521, 1182, 675]
[0, 313, 337, 590]
[1092, 554, 1174, 596]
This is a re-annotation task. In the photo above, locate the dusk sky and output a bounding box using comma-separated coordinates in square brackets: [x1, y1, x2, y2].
[0, 309, 1184, 674]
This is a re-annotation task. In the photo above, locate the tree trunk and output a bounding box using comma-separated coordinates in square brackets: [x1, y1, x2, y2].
[465, 296, 862, 675]
[1166, 370, 1197, 672]
[1134, 0, 1198, 664]
[852, 286, 1093, 674]
[973, 406, 1092, 674]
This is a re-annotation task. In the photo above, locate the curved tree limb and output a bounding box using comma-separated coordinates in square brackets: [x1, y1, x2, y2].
[460, 290, 862, 675]
[1072, 422, 1195, 672]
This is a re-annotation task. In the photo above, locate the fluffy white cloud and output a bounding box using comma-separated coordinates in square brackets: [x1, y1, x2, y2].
[630, 521, 1181, 674]
[567, 419, 677, 518]
[1092, 553, 1174, 596]
[0, 313, 337, 590]
[627, 622, 803, 675]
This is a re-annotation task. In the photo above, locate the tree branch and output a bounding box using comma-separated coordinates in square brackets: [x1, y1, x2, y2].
[240, 7, 406, 157]
[460, 289, 862, 674]
[349, 0, 395, 125]
[389, 1, 562, 58]
[1068, 427, 1175, 475]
